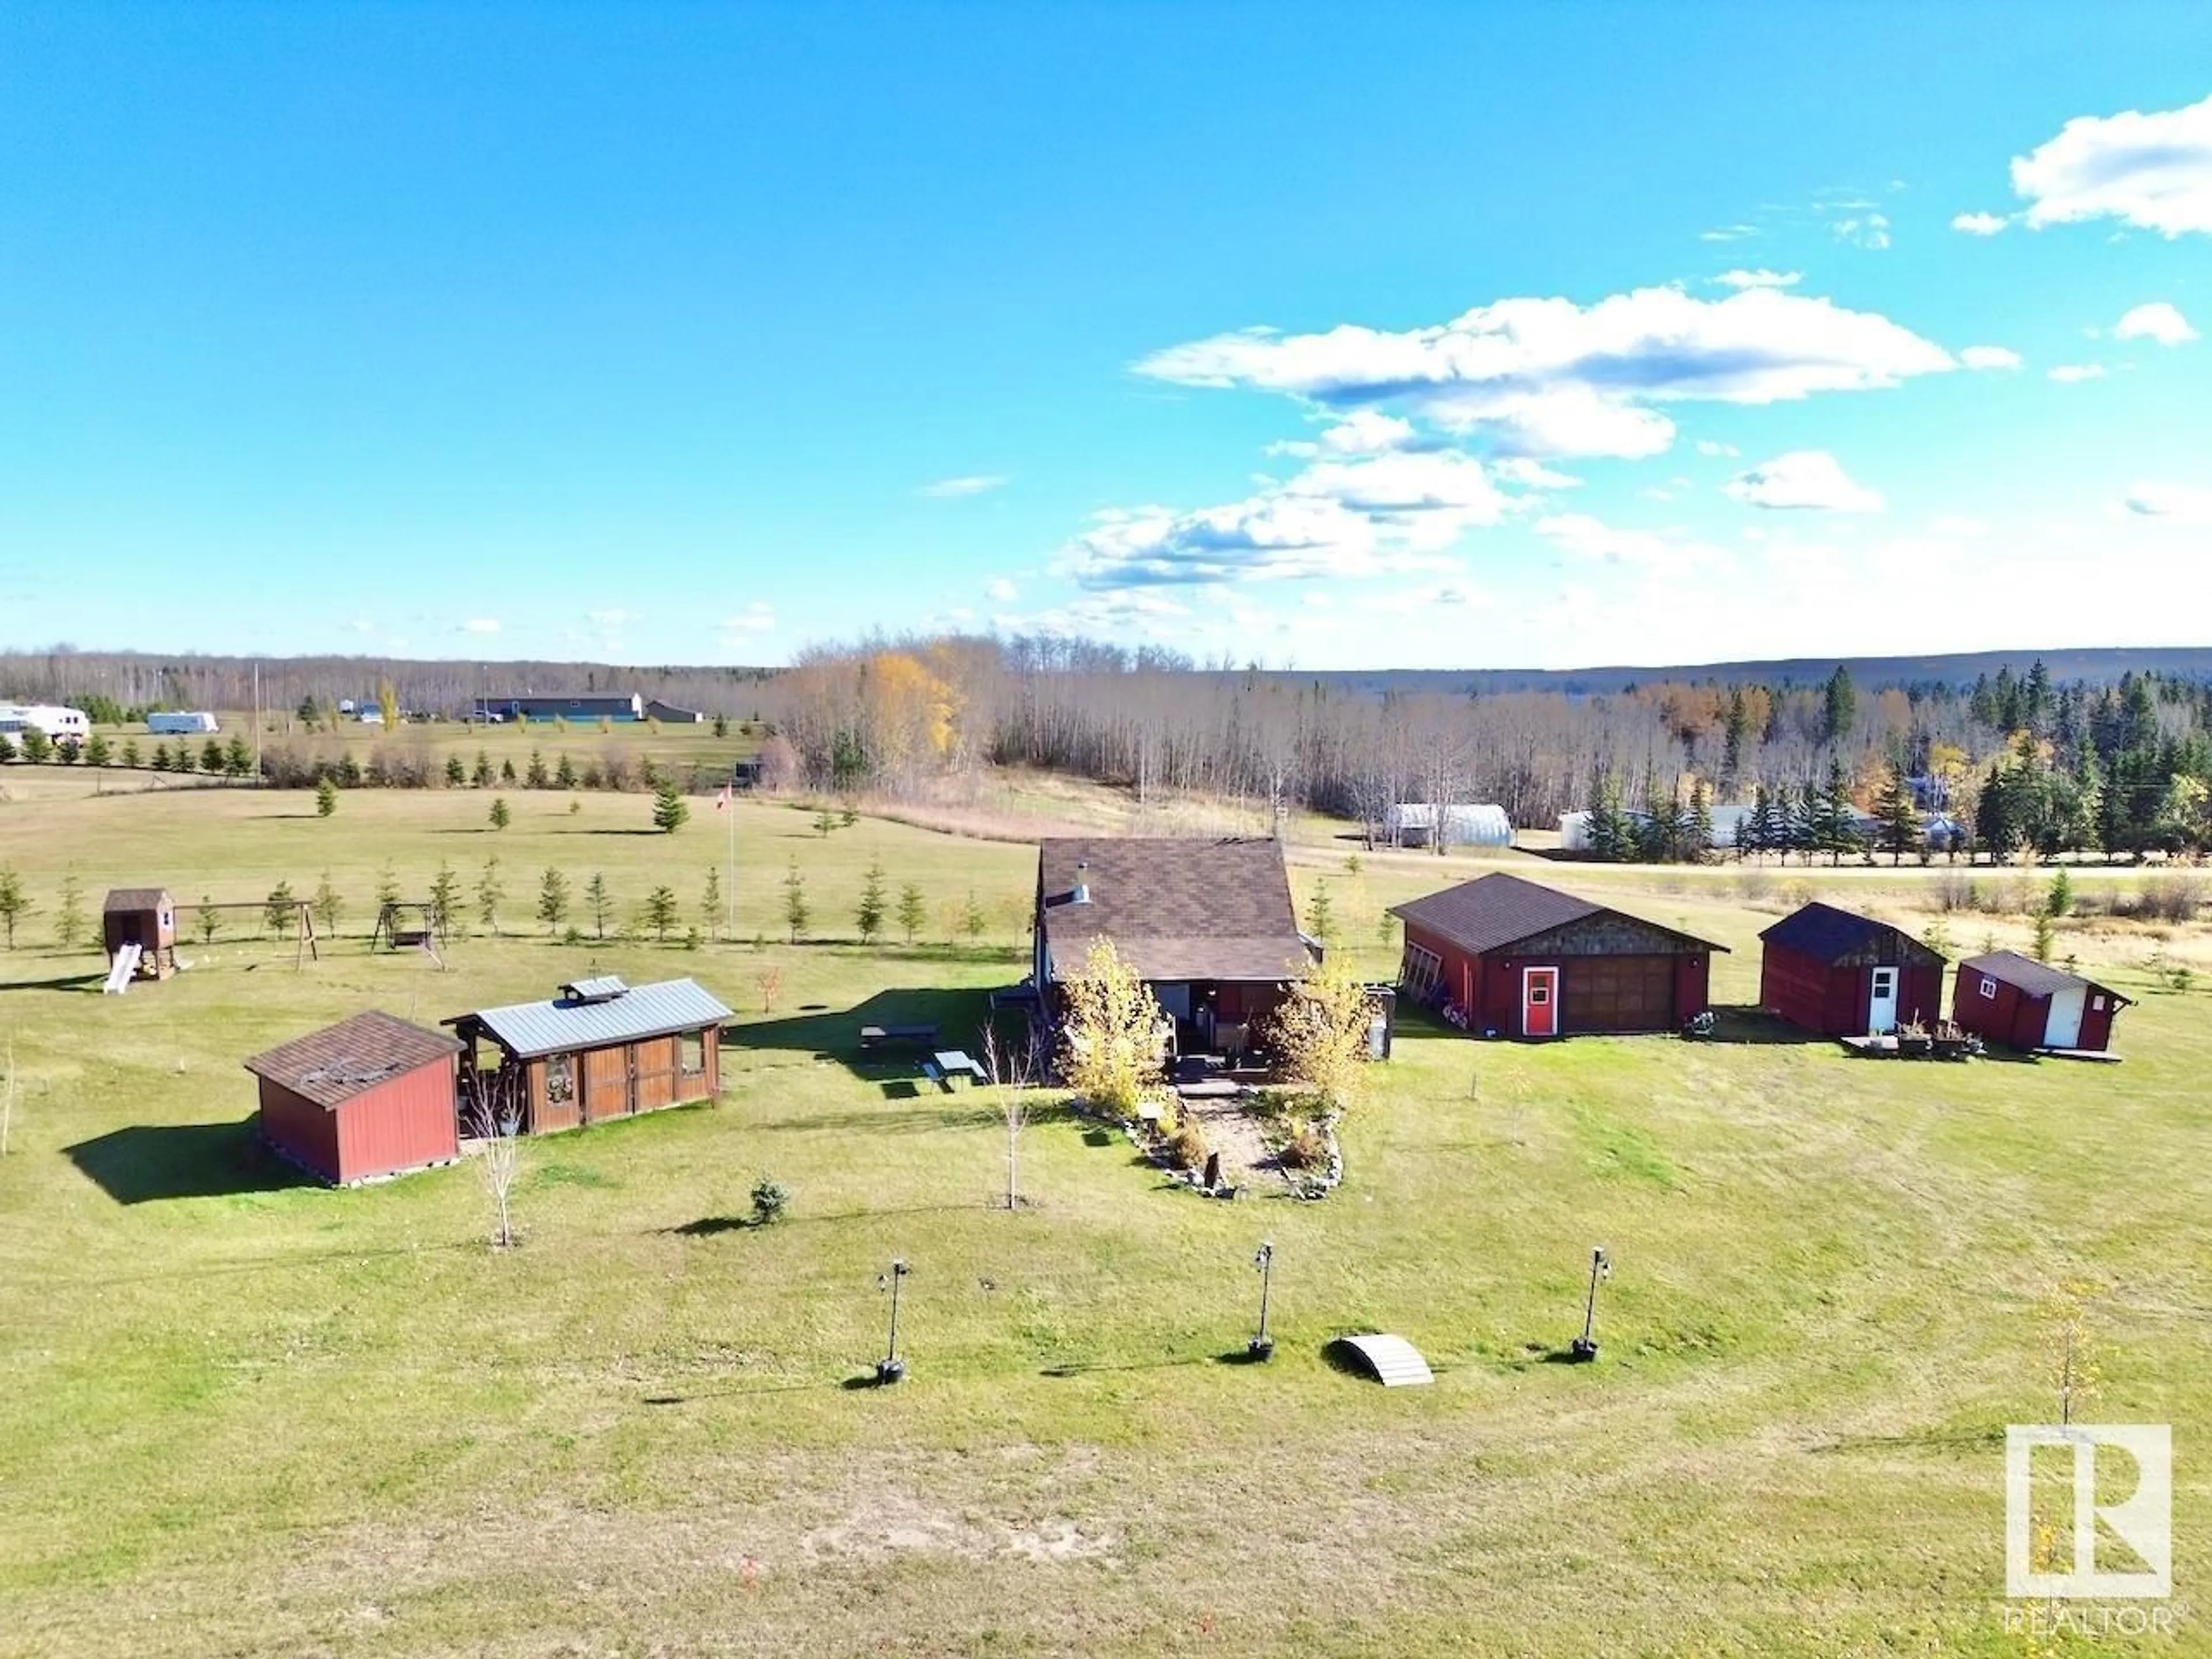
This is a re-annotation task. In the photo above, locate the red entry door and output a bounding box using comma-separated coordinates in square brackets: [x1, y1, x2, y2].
[1522, 967, 1559, 1038]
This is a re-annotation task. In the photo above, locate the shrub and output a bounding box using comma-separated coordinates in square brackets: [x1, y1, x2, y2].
[751, 1174, 789, 1225]
[1166, 1122, 1209, 1171]
[1931, 872, 1974, 914]
[1734, 869, 1773, 903]
[1058, 938, 1165, 1116]
[1278, 1118, 1327, 1170]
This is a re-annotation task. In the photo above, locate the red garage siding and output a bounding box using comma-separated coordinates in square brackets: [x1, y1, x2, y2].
[257, 1057, 459, 1184]
[1402, 924, 1712, 1038]
[257, 1079, 339, 1179]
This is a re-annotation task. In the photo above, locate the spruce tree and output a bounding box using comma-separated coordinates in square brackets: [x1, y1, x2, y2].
[586, 872, 612, 939]
[536, 867, 571, 934]
[0, 866, 33, 948]
[652, 781, 688, 834]
[428, 861, 462, 940]
[896, 880, 927, 945]
[782, 858, 809, 943]
[642, 885, 680, 942]
[855, 859, 887, 945]
[701, 866, 722, 938]
[1874, 766, 1921, 865]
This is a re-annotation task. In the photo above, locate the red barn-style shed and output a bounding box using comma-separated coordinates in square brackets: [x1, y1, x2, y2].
[1759, 902, 1946, 1036]
[1952, 952, 2131, 1054]
[1390, 872, 1725, 1039]
[244, 1010, 462, 1184]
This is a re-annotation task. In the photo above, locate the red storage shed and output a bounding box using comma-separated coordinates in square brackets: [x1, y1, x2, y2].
[1758, 902, 1946, 1037]
[1952, 952, 2131, 1054]
[1389, 872, 1725, 1039]
[244, 1010, 463, 1184]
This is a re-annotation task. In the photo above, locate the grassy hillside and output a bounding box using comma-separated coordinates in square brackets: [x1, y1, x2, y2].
[0, 776, 2206, 1656]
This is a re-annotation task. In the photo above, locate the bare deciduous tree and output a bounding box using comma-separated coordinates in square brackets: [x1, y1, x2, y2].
[981, 1022, 1044, 1211]
[464, 1073, 525, 1249]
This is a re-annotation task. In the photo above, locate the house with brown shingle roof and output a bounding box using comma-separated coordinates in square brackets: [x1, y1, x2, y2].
[1033, 838, 1317, 1056]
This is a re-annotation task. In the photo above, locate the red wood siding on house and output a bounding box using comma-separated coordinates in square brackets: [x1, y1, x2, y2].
[257, 1059, 457, 1184]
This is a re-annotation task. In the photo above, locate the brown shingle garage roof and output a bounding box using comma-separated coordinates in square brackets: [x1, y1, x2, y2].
[1389, 871, 1727, 957]
[243, 1010, 461, 1109]
[1037, 837, 1314, 984]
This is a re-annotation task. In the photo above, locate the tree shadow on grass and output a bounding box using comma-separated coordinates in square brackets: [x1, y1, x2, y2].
[0, 968, 107, 994]
[1701, 1005, 1831, 1046]
[724, 987, 998, 1080]
[65, 1121, 317, 1205]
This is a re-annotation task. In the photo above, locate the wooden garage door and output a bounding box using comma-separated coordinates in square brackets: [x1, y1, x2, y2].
[1561, 956, 1675, 1033]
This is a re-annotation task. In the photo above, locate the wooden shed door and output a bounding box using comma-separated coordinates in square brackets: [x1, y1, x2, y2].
[1521, 967, 1559, 1038]
[585, 1047, 632, 1120]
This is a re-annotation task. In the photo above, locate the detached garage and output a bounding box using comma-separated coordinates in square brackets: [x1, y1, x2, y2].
[1952, 952, 2131, 1055]
[1391, 872, 1725, 1039]
[245, 1010, 463, 1184]
[1759, 902, 1946, 1037]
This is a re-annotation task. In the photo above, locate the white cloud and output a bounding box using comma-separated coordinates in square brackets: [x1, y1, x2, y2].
[1930, 514, 1990, 538]
[2122, 481, 2212, 524]
[1061, 449, 1506, 590]
[1830, 212, 1892, 249]
[459, 618, 501, 634]
[1315, 411, 1416, 455]
[1723, 450, 1884, 512]
[586, 607, 638, 630]
[918, 474, 1009, 498]
[718, 603, 776, 636]
[1135, 286, 1955, 460]
[1714, 268, 1801, 289]
[1694, 439, 1741, 458]
[1960, 344, 2024, 371]
[1951, 211, 2010, 236]
[983, 577, 1018, 603]
[2047, 363, 2107, 384]
[1699, 224, 1760, 243]
[2012, 92, 2212, 236]
[1533, 513, 1726, 575]
[2114, 301, 2198, 346]
[1491, 456, 1582, 489]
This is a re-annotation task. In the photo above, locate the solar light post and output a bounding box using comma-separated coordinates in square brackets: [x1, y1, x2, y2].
[1249, 1240, 1276, 1361]
[877, 1257, 910, 1384]
[1570, 1246, 1609, 1362]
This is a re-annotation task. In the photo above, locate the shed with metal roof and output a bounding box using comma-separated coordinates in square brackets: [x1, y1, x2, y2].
[445, 976, 733, 1134]
[244, 1010, 463, 1184]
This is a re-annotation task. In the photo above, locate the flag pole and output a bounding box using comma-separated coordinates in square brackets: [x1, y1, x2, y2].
[724, 783, 737, 939]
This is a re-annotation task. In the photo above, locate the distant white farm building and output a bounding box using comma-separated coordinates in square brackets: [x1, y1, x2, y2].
[146, 711, 220, 736]
[1382, 803, 1513, 849]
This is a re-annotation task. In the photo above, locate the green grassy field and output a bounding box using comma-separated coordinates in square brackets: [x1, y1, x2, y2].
[1, 770, 2207, 1656]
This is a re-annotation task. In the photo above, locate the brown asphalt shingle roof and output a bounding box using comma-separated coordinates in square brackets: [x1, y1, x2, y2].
[244, 1010, 461, 1109]
[1037, 837, 1314, 984]
[1389, 871, 1728, 957]
[1962, 950, 2132, 1005]
[104, 887, 171, 911]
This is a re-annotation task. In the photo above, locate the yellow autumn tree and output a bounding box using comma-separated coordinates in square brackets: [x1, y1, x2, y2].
[1058, 938, 1166, 1116]
[1267, 953, 1380, 1112]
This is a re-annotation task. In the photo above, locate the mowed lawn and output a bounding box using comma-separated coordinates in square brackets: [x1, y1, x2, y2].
[1, 774, 2209, 1656]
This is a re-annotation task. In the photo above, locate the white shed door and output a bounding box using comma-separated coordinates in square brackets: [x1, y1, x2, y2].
[1867, 967, 1899, 1035]
[2044, 984, 2086, 1048]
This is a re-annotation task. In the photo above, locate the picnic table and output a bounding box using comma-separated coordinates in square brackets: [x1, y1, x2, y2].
[859, 1022, 939, 1053]
[923, 1048, 986, 1089]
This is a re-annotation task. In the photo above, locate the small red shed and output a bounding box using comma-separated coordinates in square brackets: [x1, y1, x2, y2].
[244, 1010, 463, 1184]
[1952, 952, 2131, 1054]
[1759, 902, 1946, 1036]
[1389, 872, 1725, 1039]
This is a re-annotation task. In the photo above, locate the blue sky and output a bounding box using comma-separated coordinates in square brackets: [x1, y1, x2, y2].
[2, 2, 2208, 669]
